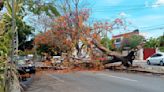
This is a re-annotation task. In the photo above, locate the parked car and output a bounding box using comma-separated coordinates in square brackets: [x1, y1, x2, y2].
[22, 59, 36, 74]
[17, 59, 36, 81]
[147, 52, 164, 66]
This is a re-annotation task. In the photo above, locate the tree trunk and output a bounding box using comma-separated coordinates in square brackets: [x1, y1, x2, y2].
[91, 39, 134, 67]
[92, 40, 123, 56]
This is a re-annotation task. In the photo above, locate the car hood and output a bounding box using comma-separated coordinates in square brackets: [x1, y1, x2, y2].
[146, 57, 151, 61]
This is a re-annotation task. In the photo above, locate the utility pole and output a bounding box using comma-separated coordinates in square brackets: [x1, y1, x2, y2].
[11, 0, 17, 64]
[106, 31, 109, 50]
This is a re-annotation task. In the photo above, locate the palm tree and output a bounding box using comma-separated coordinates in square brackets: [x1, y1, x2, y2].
[0, 0, 23, 92]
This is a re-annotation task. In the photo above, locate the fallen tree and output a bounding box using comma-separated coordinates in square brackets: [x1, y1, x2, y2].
[34, 0, 145, 68]
[92, 39, 143, 67]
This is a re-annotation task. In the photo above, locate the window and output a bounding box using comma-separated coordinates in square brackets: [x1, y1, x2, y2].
[151, 54, 157, 57]
[115, 38, 121, 43]
[156, 54, 162, 57]
[151, 54, 162, 57]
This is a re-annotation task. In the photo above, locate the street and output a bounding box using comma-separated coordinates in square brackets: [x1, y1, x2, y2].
[26, 71, 164, 92]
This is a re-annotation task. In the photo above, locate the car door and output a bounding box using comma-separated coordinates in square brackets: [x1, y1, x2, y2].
[154, 54, 163, 64]
[149, 54, 157, 64]
[151, 54, 162, 64]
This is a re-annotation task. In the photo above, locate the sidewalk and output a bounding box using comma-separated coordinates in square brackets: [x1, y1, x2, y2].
[134, 60, 164, 73]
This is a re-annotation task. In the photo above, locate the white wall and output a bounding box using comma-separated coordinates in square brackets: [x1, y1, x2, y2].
[122, 48, 144, 60]
[136, 48, 143, 60]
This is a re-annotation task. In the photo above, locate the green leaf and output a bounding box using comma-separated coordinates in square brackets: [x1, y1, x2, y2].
[48, 4, 60, 16]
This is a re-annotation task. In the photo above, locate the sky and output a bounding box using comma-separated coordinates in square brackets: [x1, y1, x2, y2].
[87, 0, 164, 39]
[1, 0, 163, 39]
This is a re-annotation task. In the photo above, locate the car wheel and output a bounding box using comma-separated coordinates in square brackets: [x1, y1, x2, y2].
[160, 61, 164, 66]
[147, 60, 151, 65]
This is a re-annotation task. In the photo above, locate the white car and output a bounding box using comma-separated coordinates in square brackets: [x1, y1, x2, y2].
[147, 52, 164, 66]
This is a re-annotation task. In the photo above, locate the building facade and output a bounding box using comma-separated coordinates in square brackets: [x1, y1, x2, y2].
[112, 29, 139, 48]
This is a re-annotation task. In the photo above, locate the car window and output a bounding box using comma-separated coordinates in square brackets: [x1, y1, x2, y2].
[156, 54, 162, 57]
[151, 54, 162, 57]
[151, 54, 157, 57]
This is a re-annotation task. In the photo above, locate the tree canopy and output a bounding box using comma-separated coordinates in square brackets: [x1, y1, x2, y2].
[144, 34, 164, 52]
[144, 37, 159, 48]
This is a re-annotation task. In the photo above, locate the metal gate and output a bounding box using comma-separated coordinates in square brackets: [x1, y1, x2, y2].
[143, 48, 156, 60]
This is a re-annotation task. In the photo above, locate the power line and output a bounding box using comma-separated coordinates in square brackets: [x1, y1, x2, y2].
[94, 7, 163, 12]
[92, 5, 164, 13]
[140, 24, 164, 29]
[141, 26, 164, 31]
[92, 4, 164, 9]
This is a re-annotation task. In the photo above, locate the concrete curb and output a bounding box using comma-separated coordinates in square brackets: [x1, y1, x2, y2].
[107, 67, 164, 75]
[134, 61, 164, 74]
[20, 74, 35, 91]
[128, 68, 164, 75]
[105, 63, 164, 75]
[135, 64, 164, 73]
[140, 66, 164, 74]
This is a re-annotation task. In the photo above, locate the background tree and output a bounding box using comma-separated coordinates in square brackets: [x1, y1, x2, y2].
[22, 0, 60, 56]
[121, 35, 145, 50]
[23, 0, 60, 32]
[1, 0, 34, 52]
[24, 0, 60, 17]
[144, 37, 159, 48]
[101, 37, 114, 50]
[2, 0, 60, 52]
[144, 35, 164, 52]
[158, 34, 164, 46]
[34, 30, 71, 55]
[158, 34, 164, 52]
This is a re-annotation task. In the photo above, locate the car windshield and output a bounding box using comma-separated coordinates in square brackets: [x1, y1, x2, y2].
[151, 53, 163, 57]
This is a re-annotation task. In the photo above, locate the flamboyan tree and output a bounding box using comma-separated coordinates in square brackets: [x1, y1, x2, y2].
[56, 0, 128, 57]
[34, 30, 72, 55]
[34, 9, 126, 57]
[34, 9, 90, 55]
[34, 0, 143, 67]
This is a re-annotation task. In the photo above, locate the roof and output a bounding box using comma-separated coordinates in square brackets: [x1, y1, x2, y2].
[112, 29, 139, 39]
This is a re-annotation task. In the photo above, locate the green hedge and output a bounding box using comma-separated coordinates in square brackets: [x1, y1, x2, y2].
[159, 47, 164, 52]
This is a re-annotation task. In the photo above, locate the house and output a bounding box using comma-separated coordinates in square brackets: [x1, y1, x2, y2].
[112, 29, 140, 48]
[112, 29, 158, 60]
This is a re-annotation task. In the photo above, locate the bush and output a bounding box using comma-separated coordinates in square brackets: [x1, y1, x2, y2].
[159, 47, 164, 52]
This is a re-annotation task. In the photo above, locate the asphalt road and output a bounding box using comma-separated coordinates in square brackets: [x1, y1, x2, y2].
[26, 71, 164, 92]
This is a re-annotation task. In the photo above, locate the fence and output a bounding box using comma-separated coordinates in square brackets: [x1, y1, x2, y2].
[143, 48, 156, 60]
